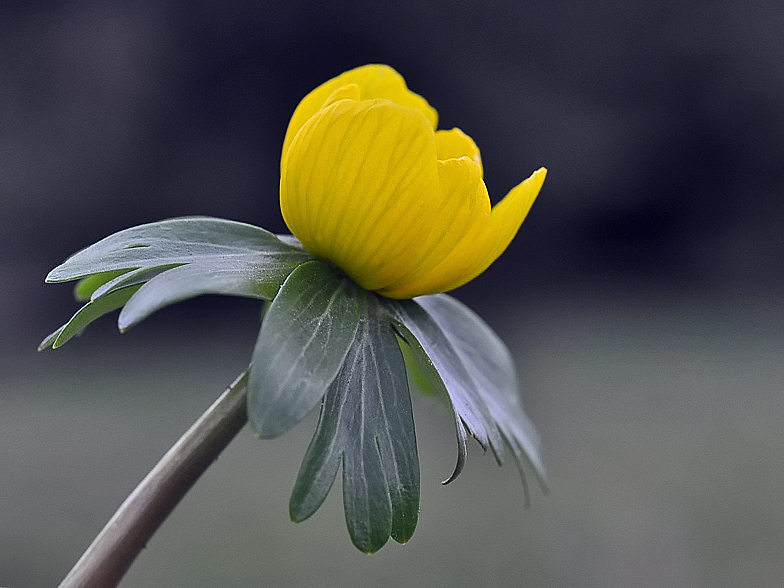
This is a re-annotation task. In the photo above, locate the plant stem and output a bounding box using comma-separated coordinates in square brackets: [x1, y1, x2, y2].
[58, 369, 250, 588]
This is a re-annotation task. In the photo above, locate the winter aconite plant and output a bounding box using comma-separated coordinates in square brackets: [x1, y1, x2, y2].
[43, 65, 548, 586]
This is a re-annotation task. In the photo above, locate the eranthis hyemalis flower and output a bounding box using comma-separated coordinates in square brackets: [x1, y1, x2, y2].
[280, 64, 546, 298]
[41, 64, 550, 557]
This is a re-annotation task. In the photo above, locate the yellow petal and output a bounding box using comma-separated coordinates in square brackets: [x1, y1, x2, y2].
[375, 156, 485, 298]
[281, 65, 437, 173]
[435, 128, 483, 175]
[439, 167, 547, 292]
[280, 98, 445, 291]
[322, 83, 361, 107]
[380, 167, 546, 298]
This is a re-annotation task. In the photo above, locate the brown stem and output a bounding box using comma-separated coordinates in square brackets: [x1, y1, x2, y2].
[58, 370, 250, 588]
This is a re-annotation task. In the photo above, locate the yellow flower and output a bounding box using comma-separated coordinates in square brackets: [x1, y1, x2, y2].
[280, 64, 546, 299]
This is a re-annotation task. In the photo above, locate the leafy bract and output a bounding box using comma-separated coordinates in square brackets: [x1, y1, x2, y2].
[73, 270, 132, 301]
[41, 215, 545, 552]
[386, 294, 547, 496]
[40, 217, 311, 349]
[248, 261, 360, 439]
[417, 295, 548, 497]
[389, 317, 469, 485]
[387, 298, 502, 450]
[38, 285, 142, 350]
[290, 290, 419, 553]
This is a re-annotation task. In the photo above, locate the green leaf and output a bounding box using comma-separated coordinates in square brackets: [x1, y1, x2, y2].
[118, 258, 295, 331]
[417, 294, 548, 497]
[387, 294, 547, 495]
[39, 284, 142, 350]
[247, 261, 360, 439]
[73, 270, 132, 301]
[47, 217, 308, 284]
[391, 319, 468, 485]
[290, 291, 419, 553]
[43, 217, 312, 343]
[386, 298, 503, 453]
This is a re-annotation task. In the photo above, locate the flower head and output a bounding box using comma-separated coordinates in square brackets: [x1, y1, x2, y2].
[280, 64, 546, 299]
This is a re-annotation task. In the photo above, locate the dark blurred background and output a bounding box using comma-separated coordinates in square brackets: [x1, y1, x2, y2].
[2, 1, 783, 587]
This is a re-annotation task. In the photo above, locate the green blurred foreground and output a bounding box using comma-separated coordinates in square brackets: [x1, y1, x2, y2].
[2, 292, 783, 587]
